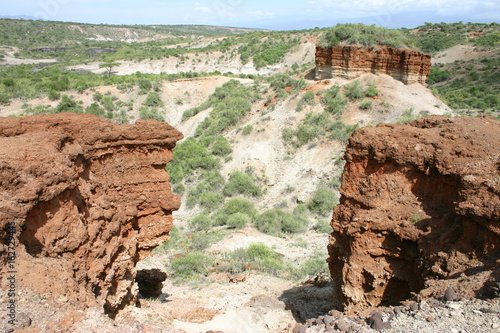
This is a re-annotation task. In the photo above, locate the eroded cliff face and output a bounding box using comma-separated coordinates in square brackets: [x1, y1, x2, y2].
[0, 114, 183, 317]
[315, 44, 431, 84]
[328, 116, 500, 313]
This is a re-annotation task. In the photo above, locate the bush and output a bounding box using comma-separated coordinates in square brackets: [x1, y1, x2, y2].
[344, 81, 364, 100]
[365, 82, 379, 97]
[242, 124, 253, 135]
[226, 212, 251, 229]
[85, 102, 105, 117]
[48, 90, 61, 101]
[55, 95, 83, 113]
[321, 86, 347, 115]
[210, 135, 232, 156]
[254, 209, 306, 236]
[213, 198, 257, 227]
[222, 170, 262, 197]
[139, 106, 164, 121]
[168, 252, 213, 282]
[138, 79, 152, 92]
[199, 191, 225, 211]
[359, 99, 373, 110]
[143, 91, 163, 107]
[219, 243, 287, 276]
[307, 185, 338, 217]
[188, 214, 212, 231]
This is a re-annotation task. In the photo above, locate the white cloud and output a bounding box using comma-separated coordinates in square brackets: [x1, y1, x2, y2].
[195, 6, 210, 13]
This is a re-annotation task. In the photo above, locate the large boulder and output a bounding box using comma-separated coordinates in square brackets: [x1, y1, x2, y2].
[328, 116, 500, 313]
[0, 113, 183, 317]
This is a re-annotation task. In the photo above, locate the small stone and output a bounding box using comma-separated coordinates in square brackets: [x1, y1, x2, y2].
[492, 323, 499, 329]
[426, 315, 435, 322]
[410, 303, 419, 312]
[480, 307, 497, 314]
[17, 313, 32, 328]
[293, 325, 307, 333]
[323, 315, 335, 326]
[329, 310, 342, 317]
[336, 321, 352, 332]
[448, 303, 461, 310]
[450, 329, 459, 333]
[444, 287, 458, 302]
[366, 311, 392, 331]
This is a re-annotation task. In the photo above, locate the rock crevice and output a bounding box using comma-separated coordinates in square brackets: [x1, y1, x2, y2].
[0, 114, 183, 317]
[328, 116, 500, 313]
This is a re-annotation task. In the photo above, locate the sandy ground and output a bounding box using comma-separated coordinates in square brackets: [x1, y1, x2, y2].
[432, 44, 500, 64]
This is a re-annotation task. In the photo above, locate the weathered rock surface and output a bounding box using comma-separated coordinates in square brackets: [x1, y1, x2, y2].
[315, 44, 431, 84]
[0, 113, 183, 317]
[328, 116, 500, 313]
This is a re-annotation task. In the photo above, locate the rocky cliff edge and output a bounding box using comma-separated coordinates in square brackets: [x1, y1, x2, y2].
[315, 44, 431, 84]
[328, 116, 500, 313]
[0, 113, 183, 317]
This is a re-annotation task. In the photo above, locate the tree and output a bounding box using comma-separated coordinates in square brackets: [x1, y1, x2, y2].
[99, 61, 120, 77]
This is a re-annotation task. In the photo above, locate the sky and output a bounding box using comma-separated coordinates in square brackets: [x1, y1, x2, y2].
[1, 0, 499, 30]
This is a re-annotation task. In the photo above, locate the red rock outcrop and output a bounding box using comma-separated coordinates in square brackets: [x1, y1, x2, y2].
[0, 114, 183, 317]
[315, 44, 431, 84]
[328, 116, 500, 313]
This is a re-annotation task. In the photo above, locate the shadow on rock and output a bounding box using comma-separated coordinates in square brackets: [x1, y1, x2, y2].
[279, 283, 335, 322]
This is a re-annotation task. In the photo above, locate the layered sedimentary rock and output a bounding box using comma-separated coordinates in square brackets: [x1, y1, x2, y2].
[315, 44, 431, 84]
[0, 114, 183, 317]
[328, 116, 500, 313]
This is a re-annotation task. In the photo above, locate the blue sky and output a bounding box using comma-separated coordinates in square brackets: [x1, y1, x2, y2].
[1, 0, 499, 30]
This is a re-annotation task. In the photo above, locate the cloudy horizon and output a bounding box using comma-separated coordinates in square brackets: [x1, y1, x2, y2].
[1, 0, 499, 30]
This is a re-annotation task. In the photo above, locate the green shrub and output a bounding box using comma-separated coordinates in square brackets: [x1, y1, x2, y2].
[48, 90, 61, 101]
[307, 185, 338, 217]
[143, 91, 163, 107]
[188, 213, 212, 231]
[55, 95, 83, 113]
[138, 79, 152, 92]
[314, 219, 332, 233]
[344, 81, 364, 100]
[139, 106, 165, 121]
[168, 251, 213, 282]
[242, 124, 253, 135]
[359, 99, 373, 110]
[327, 121, 358, 143]
[299, 252, 329, 280]
[321, 86, 347, 115]
[226, 212, 251, 229]
[213, 198, 257, 227]
[199, 191, 225, 211]
[254, 209, 306, 236]
[219, 243, 286, 276]
[85, 102, 105, 117]
[2, 78, 15, 87]
[222, 170, 262, 197]
[365, 82, 379, 97]
[210, 135, 232, 156]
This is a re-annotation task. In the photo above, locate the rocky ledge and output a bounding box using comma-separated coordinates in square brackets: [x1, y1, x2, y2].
[315, 44, 431, 84]
[0, 114, 183, 317]
[328, 116, 500, 314]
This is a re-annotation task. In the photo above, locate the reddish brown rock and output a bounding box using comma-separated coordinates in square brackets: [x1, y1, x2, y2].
[315, 44, 431, 84]
[0, 113, 183, 317]
[328, 116, 500, 313]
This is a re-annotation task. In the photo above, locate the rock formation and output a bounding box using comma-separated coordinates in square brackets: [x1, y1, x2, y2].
[328, 116, 500, 313]
[315, 44, 431, 84]
[0, 114, 183, 317]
